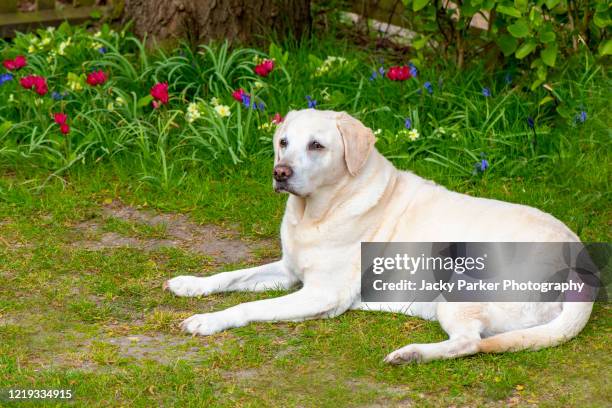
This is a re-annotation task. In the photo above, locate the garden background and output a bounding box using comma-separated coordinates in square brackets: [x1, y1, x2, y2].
[0, 0, 610, 406]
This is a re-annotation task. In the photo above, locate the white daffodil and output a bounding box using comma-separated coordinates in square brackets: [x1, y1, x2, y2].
[408, 129, 420, 141]
[58, 38, 71, 55]
[315, 55, 348, 76]
[185, 103, 202, 123]
[214, 105, 231, 117]
[210, 97, 220, 106]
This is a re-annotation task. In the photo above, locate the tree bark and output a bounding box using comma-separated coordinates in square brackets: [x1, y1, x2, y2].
[121, 0, 311, 45]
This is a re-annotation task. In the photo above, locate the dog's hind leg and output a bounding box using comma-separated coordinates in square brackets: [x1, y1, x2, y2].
[384, 303, 484, 364]
[164, 260, 298, 297]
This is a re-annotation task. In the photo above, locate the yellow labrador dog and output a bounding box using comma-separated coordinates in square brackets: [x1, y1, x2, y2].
[164, 109, 593, 363]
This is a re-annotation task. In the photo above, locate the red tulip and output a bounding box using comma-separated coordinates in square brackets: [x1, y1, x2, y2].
[20, 75, 36, 89]
[52, 113, 70, 134]
[271, 112, 283, 125]
[20, 75, 48, 96]
[150, 82, 169, 105]
[53, 113, 68, 125]
[387, 65, 412, 81]
[13, 55, 27, 69]
[232, 88, 246, 102]
[3, 55, 27, 71]
[33, 76, 48, 95]
[86, 70, 107, 86]
[254, 59, 274, 77]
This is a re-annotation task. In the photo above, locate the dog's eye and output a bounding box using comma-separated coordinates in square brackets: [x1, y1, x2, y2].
[309, 141, 325, 150]
[279, 138, 288, 148]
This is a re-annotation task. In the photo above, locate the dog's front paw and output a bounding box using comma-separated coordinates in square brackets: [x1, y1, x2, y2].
[163, 275, 211, 297]
[180, 313, 228, 336]
[384, 345, 425, 364]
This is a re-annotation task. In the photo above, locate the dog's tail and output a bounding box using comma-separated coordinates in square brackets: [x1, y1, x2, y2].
[478, 302, 593, 353]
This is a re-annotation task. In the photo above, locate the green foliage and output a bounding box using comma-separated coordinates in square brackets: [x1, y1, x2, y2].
[0, 23, 608, 193]
[400, 0, 610, 88]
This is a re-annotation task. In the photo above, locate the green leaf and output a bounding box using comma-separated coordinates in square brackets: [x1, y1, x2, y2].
[539, 96, 554, 106]
[497, 34, 519, 56]
[137, 95, 153, 108]
[545, 0, 561, 8]
[540, 31, 555, 43]
[269, 43, 280, 59]
[307, 54, 322, 67]
[514, 0, 528, 12]
[497, 5, 522, 17]
[530, 78, 545, 91]
[0, 121, 13, 135]
[529, 7, 544, 26]
[269, 43, 289, 65]
[508, 19, 530, 38]
[462, 3, 480, 16]
[515, 39, 537, 58]
[413, 0, 431, 11]
[537, 64, 547, 80]
[593, 12, 611, 28]
[539, 24, 556, 43]
[482, 0, 496, 10]
[599, 39, 612, 56]
[412, 36, 429, 50]
[541, 43, 558, 67]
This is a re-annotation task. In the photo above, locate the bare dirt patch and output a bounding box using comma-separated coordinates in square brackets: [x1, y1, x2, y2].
[105, 334, 205, 364]
[347, 379, 412, 407]
[71, 200, 277, 264]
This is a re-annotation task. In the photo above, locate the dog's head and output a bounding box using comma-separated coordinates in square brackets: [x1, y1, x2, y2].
[272, 109, 376, 197]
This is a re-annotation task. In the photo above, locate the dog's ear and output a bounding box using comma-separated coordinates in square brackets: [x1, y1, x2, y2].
[336, 112, 376, 176]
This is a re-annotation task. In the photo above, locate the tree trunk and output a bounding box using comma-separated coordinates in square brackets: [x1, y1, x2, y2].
[121, 0, 311, 45]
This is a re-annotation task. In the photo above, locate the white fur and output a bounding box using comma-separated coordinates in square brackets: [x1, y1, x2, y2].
[165, 109, 593, 363]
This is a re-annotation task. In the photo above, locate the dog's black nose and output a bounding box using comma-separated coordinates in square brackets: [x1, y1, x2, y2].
[273, 165, 293, 182]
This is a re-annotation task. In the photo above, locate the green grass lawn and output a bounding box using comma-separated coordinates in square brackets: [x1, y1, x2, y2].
[0, 157, 610, 407]
[0, 20, 611, 408]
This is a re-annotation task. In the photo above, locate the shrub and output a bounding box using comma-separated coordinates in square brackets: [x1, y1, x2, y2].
[400, 0, 610, 88]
